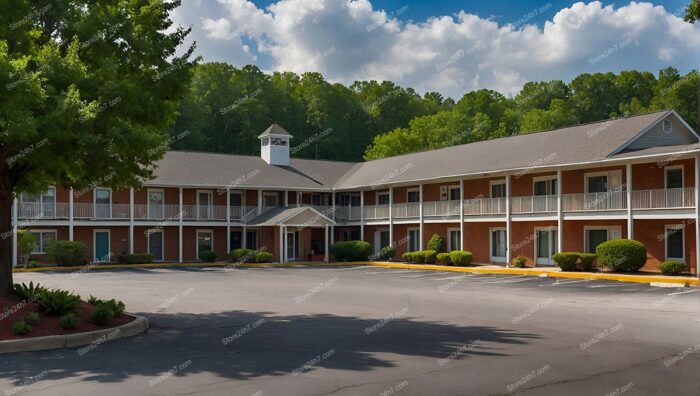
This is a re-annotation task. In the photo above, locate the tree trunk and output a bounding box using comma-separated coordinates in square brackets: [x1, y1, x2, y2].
[0, 194, 13, 297]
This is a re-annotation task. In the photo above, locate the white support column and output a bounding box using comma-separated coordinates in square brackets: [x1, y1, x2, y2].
[129, 188, 134, 254]
[695, 153, 699, 279]
[556, 169, 563, 254]
[226, 188, 231, 254]
[297, 191, 301, 208]
[324, 225, 329, 262]
[279, 225, 284, 263]
[283, 226, 287, 264]
[284, 190, 289, 207]
[418, 183, 424, 250]
[242, 226, 247, 249]
[257, 189, 263, 215]
[459, 179, 464, 250]
[11, 197, 18, 267]
[626, 162, 633, 240]
[330, 192, 336, 245]
[505, 175, 512, 265]
[389, 187, 394, 246]
[178, 187, 183, 263]
[69, 188, 74, 241]
[360, 191, 365, 241]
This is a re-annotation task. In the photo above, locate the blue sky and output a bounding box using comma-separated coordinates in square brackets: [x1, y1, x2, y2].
[171, 0, 699, 98]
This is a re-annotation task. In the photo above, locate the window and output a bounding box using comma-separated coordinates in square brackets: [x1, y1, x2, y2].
[665, 166, 683, 189]
[665, 225, 684, 260]
[271, 137, 287, 146]
[533, 177, 557, 196]
[408, 229, 420, 252]
[29, 231, 57, 253]
[197, 230, 213, 256]
[448, 229, 461, 251]
[261, 137, 270, 146]
[407, 189, 420, 203]
[490, 228, 507, 262]
[148, 189, 164, 219]
[311, 194, 322, 206]
[197, 191, 212, 219]
[584, 227, 621, 254]
[490, 181, 506, 198]
[263, 192, 279, 208]
[350, 194, 361, 207]
[449, 187, 461, 201]
[94, 188, 111, 218]
[585, 171, 621, 193]
[20, 187, 56, 218]
[377, 192, 390, 205]
[245, 229, 258, 250]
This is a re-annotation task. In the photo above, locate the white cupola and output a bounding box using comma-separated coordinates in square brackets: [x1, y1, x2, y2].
[259, 124, 292, 166]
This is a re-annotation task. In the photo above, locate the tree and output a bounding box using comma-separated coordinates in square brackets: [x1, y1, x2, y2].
[0, 1, 196, 296]
[17, 231, 35, 268]
[685, 0, 700, 22]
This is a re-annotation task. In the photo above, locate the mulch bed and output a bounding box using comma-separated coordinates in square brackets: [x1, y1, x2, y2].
[0, 297, 135, 341]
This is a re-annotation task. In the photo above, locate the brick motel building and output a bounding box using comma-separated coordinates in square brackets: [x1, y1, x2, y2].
[9, 110, 700, 276]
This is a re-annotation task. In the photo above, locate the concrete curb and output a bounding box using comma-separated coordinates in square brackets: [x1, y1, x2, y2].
[0, 315, 149, 354]
[13, 262, 347, 273]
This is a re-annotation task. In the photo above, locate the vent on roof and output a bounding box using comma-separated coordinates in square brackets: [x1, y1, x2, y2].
[662, 119, 673, 134]
[259, 124, 293, 166]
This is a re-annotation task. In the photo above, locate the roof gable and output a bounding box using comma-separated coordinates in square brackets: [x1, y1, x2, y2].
[611, 112, 699, 154]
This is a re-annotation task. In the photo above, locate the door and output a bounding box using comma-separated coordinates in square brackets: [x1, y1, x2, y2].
[148, 190, 164, 219]
[94, 231, 110, 262]
[149, 232, 164, 261]
[407, 229, 420, 252]
[198, 191, 212, 219]
[286, 231, 297, 261]
[535, 229, 558, 265]
[490, 228, 507, 263]
[230, 230, 242, 250]
[95, 189, 111, 219]
[374, 230, 390, 254]
[230, 193, 243, 220]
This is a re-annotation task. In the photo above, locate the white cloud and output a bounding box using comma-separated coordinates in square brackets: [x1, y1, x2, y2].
[182, 0, 700, 98]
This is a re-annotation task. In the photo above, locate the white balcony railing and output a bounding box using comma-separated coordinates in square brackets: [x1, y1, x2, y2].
[632, 188, 695, 209]
[364, 204, 390, 220]
[511, 195, 558, 214]
[463, 197, 507, 215]
[422, 201, 460, 217]
[563, 191, 627, 212]
[393, 202, 421, 218]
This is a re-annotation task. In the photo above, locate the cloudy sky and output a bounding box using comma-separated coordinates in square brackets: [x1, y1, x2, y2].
[171, 0, 700, 98]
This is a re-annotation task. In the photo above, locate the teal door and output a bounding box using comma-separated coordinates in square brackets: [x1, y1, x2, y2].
[94, 231, 110, 262]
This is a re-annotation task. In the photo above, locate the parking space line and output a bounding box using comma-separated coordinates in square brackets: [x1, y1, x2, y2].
[541, 279, 592, 286]
[433, 275, 476, 281]
[399, 273, 441, 278]
[666, 289, 698, 296]
[482, 276, 543, 284]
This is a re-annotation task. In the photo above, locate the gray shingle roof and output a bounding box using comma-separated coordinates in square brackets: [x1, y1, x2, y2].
[258, 124, 292, 138]
[245, 206, 334, 226]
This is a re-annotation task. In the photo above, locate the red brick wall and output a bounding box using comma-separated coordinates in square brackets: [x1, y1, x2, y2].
[634, 219, 697, 274]
[562, 165, 626, 194]
[632, 159, 695, 190]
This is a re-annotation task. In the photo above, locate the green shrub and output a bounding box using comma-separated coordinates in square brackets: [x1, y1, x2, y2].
[59, 313, 78, 329]
[38, 289, 81, 316]
[552, 252, 580, 271]
[27, 260, 40, 269]
[91, 304, 115, 325]
[45, 240, 88, 266]
[659, 261, 687, 275]
[330, 241, 372, 262]
[578, 253, 597, 271]
[436, 253, 452, 265]
[88, 295, 100, 305]
[12, 281, 46, 300]
[97, 299, 126, 316]
[12, 320, 31, 335]
[256, 252, 274, 263]
[450, 251, 474, 266]
[119, 253, 154, 264]
[375, 245, 396, 261]
[421, 250, 438, 264]
[25, 311, 39, 326]
[426, 234, 446, 253]
[228, 248, 257, 263]
[511, 256, 527, 268]
[402, 252, 423, 264]
[596, 239, 647, 272]
[198, 250, 217, 262]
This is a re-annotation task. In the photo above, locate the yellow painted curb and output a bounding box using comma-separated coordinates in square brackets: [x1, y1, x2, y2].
[12, 261, 347, 273]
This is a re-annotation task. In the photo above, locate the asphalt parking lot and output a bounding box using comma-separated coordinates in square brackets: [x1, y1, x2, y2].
[3, 266, 700, 395]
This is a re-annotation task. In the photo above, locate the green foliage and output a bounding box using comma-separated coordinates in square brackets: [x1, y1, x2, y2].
[596, 240, 647, 272]
[198, 251, 217, 262]
[426, 234, 446, 253]
[12, 282, 46, 300]
[436, 253, 452, 265]
[375, 246, 396, 261]
[659, 261, 687, 275]
[579, 253, 597, 271]
[91, 304, 115, 325]
[88, 295, 100, 305]
[17, 231, 35, 257]
[256, 252, 274, 263]
[449, 251, 474, 266]
[25, 311, 39, 326]
[119, 253, 154, 264]
[228, 249, 258, 263]
[421, 250, 438, 264]
[59, 313, 78, 329]
[552, 253, 580, 272]
[12, 320, 32, 335]
[38, 289, 81, 316]
[402, 252, 423, 264]
[27, 260, 40, 269]
[45, 241, 88, 266]
[686, 0, 700, 22]
[511, 256, 527, 268]
[87, 299, 125, 316]
[330, 241, 372, 262]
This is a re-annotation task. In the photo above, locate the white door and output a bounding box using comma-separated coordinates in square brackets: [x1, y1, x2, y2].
[490, 228, 507, 263]
[286, 231, 297, 261]
[535, 229, 558, 265]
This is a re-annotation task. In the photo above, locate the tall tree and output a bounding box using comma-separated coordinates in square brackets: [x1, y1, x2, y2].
[0, 0, 195, 295]
[685, 0, 700, 22]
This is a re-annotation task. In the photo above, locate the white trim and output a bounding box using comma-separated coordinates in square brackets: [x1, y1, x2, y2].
[584, 170, 622, 193]
[489, 180, 506, 198]
[196, 229, 214, 258]
[376, 191, 390, 205]
[447, 227, 460, 251]
[533, 175, 557, 195]
[147, 229, 165, 262]
[407, 187, 420, 202]
[583, 226, 622, 253]
[610, 111, 700, 155]
[448, 185, 461, 200]
[147, 188, 165, 217]
[27, 229, 57, 254]
[489, 227, 507, 263]
[664, 164, 684, 189]
[533, 227, 557, 265]
[93, 229, 111, 262]
[664, 224, 685, 261]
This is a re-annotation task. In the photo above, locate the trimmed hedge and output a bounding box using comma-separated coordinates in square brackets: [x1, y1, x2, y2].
[450, 251, 473, 266]
[436, 253, 452, 265]
[552, 252, 580, 271]
[402, 252, 423, 264]
[426, 234, 446, 253]
[330, 241, 372, 262]
[422, 250, 437, 264]
[119, 253, 154, 264]
[659, 260, 687, 275]
[578, 253, 597, 271]
[511, 256, 527, 268]
[596, 239, 647, 272]
[256, 252, 274, 263]
[375, 246, 396, 261]
[228, 248, 257, 263]
[198, 250, 217, 262]
[45, 240, 87, 266]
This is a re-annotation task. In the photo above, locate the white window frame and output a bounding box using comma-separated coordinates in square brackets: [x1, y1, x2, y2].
[147, 188, 164, 218]
[263, 192, 279, 208]
[147, 229, 165, 262]
[583, 226, 622, 254]
[584, 170, 622, 193]
[93, 188, 113, 205]
[406, 188, 420, 203]
[489, 227, 507, 263]
[93, 229, 111, 262]
[407, 228, 420, 252]
[533, 176, 557, 196]
[447, 228, 461, 251]
[374, 228, 390, 254]
[376, 191, 390, 206]
[664, 165, 684, 189]
[534, 226, 558, 265]
[196, 190, 213, 219]
[448, 186, 461, 201]
[664, 224, 685, 261]
[196, 229, 214, 258]
[489, 180, 506, 198]
[28, 229, 57, 254]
